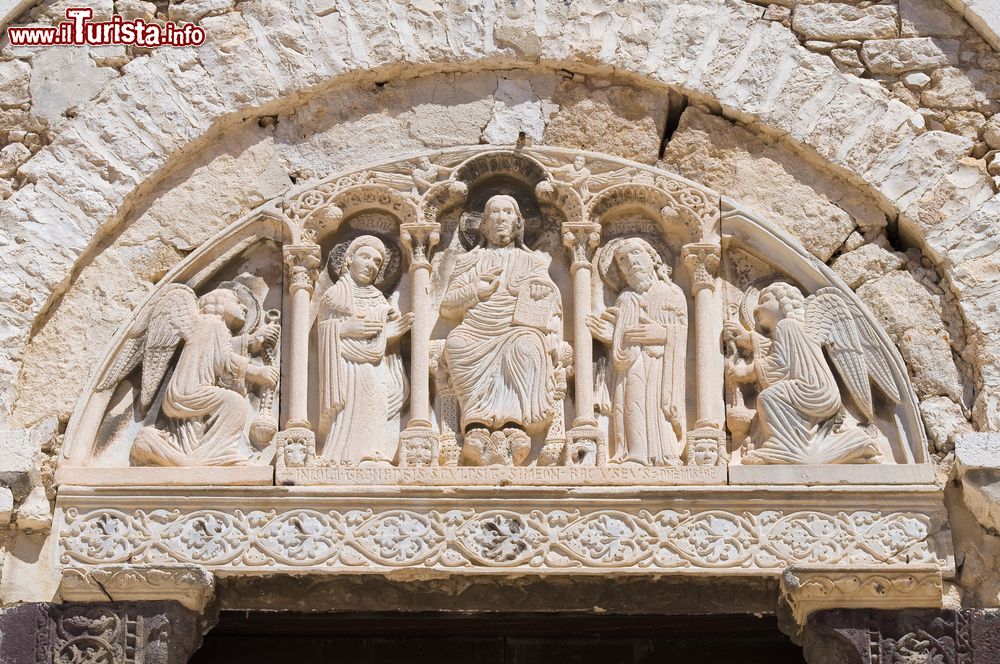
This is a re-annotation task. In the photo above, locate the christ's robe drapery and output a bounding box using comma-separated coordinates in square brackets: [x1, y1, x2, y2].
[608, 280, 687, 465]
[318, 274, 408, 465]
[441, 245, 561, 432]
[134, 315, 255, 466]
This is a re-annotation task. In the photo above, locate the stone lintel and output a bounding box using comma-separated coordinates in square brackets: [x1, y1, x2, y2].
[59, 565, 215, 613]
[729, 463, 936, 485]
[781, 565, 943, 628]
[55, 466, 275, 487]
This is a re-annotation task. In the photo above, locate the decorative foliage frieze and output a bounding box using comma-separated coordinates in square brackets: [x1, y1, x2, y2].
[59, 505, 947, 573]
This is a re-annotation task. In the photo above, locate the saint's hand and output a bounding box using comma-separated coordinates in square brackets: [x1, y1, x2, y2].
[624, 323, 668, 345]
[341, 318, 382, 339]
[586, 314, 614, 344]
[386, 312, 415, 339]
[248, 364, 279, 389]
[530, 282, 551, 300]
[260, 323, 280, 346]
[475, 268, 503, 300]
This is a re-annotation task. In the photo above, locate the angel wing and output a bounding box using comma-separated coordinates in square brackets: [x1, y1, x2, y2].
[805, 287, 900, 422]
[96, 284, 199, 413]
[139, 285, 199, 411]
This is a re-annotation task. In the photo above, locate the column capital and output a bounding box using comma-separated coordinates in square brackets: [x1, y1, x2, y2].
[400, 221, 441, 271]
[282, 243, 322, 294]
[562, 221, 602, 272]
[682, 242, 721, 294]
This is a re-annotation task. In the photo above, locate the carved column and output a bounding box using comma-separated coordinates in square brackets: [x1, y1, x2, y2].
[277, 244, 321, 467]
[563, 221, 601, 427]
[0, 601, 202, 664]
[398, 221, 441, 466]
[682, 243, 726, 464]
[561, 221, 606, 465]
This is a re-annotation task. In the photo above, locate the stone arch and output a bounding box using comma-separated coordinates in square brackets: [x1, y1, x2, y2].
[1, 0, 995, 436]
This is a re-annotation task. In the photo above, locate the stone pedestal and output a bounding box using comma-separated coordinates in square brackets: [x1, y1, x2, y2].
[0, 601, 202, 664]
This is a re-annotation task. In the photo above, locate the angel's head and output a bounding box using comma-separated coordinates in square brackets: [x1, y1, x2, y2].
[480, 195, 525, 249]
[201, 288, 247, 331]
[345, 235, 388, 287]
[756, 282, 806, 332]
[608, 238, 671, 293]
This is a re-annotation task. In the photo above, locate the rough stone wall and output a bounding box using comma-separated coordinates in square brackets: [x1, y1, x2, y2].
[0, 0, 998, 612]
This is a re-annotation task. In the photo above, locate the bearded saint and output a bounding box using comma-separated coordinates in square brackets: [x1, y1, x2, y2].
[589, 238, 687, 465]
[318, 235, 411, 465]
[440, 195, 562, 434]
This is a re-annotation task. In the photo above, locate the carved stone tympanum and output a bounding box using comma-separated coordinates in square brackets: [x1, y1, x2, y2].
[56, 148, 942, 608]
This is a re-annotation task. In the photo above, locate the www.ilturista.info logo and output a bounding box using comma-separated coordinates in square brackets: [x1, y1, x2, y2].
[7, 7, 205, 47]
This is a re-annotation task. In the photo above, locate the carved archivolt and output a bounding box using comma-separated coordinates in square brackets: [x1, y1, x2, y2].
[60, 147, 929, 485]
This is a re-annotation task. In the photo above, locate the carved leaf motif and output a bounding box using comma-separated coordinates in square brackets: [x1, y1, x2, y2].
[857, 514, 933, 562]
[61, 512, 143, 564]
[160, 511, 247, 564]
[667, 512, 755, 567]
[256, 510, 339, 563]
[352, 511, 443, 565]
[559, 512, 653, 566]
[457, 512, 542, 565]
[764, 513, 854, 564]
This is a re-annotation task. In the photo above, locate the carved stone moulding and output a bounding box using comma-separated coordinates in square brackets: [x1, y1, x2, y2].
[59, 565, 215, 613]
[56, 486, 952, 577]
[781, 565, 944, 627]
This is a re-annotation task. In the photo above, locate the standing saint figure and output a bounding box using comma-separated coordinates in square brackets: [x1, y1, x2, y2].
[588, 238, 688, 466]
[318, 235, 412, 465]
[441, 195, 562, 461]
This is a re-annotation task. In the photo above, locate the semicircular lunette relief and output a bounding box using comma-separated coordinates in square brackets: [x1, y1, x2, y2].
[57, 145, 931, 488]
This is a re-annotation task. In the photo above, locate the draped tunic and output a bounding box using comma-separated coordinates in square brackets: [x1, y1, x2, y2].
[440, 245, 561, 431]
[318, 274, 408, 465]
[608, 279, 687, 464]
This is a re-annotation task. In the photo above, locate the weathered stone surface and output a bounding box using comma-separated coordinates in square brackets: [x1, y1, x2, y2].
[28, 49, 117, 125]
[904, 71, 932, 89]
[0, 58, 30, 108]
[0, 417, 53, 499]
[955, 433, 1000, 532]
[921, 67, 993, 111]
[900, 0, 969, 37]
[168, 0, 234, 23]
[861, 37, 960, 74]
[543, 78, 666, 165]
[660, 107, 864, 261]
[830, 242, 905, 289]
[14, 485, 50, 532]
[0, 142, 30, 178]
[830, 47, 865, 76]
[483, 75, 557, 145]
[984, 114, 1000, 149]
[792, 4, 898, 41]
[0, 486, 12, 523]
[856, 271, 942, 343]
[920, 396, 972, 453]
[900, 328, 965, 401]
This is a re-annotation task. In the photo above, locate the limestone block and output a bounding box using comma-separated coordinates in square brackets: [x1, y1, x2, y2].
[168, 0, 235, 23]
[0, 58, 30, 108]
[830, 243, 906, 289]
[856, 271, 941, 342]
[543, 79, 667, 165]
[984, 115, 1000, 149]
[792, 4, 898, 41]
[900, 329, 965, 402]
[900, 0, 969, 37]
[921, 67, 991, 111]
[660, 108, 858, 261]
[904, 72, 932, 89]
[861, 38, 959, 74]
[920, 396, 972, 452]
[482, 76, 556, 145]
[830, 47, 866, 76]
[0, 141, 30, 178]
[14, 486, 51, 532]
[115, 0, 156, 21]
[955, 433, 1000, 532]
[28, 49, 116, 125]
[0, 487, 12, 524]
[37, 0, 112, 22]
[0, 417, 54, 499]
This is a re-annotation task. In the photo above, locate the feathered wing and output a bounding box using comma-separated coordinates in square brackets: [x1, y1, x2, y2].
[838, 292, 902, 405]
[139, 284, 199, 411]
[96, 333, 146, 393]
[806, 289, 875, 422]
